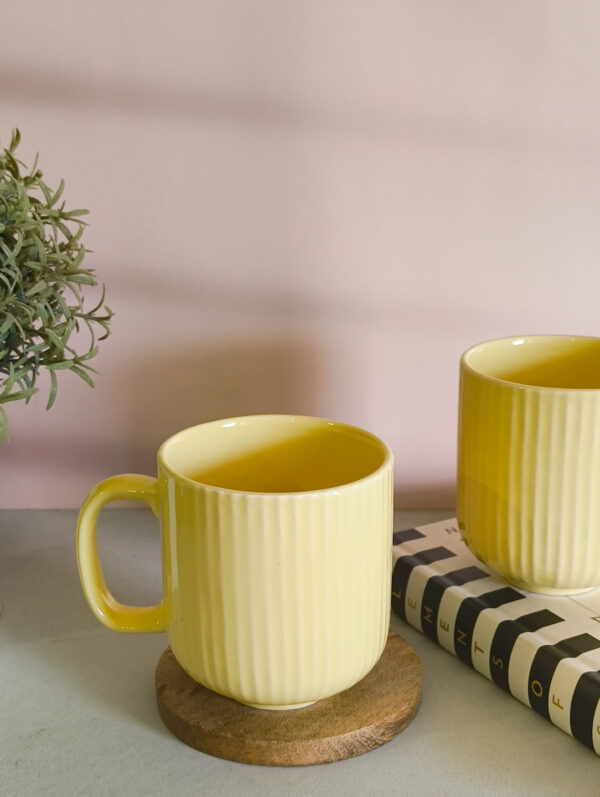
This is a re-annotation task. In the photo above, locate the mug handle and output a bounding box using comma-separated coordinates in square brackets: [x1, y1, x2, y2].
[76, 474, 167, 633]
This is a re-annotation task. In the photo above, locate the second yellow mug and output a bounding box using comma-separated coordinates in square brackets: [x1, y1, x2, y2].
[77, 414, 394, 709]
[457, 335, 600, 594]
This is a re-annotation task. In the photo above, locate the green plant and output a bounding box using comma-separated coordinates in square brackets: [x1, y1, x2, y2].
[0, 129, 112, 440]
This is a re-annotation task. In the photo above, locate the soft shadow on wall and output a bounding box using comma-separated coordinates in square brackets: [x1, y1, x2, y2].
[0, 304, 458, 509]
[125, 336, 324, 476]
[124, 334, 456, 508]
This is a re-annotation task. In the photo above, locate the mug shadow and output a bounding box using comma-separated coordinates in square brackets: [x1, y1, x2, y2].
[123, 335, 325, 476]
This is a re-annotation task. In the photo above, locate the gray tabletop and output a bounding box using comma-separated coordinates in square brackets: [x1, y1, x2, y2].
[1, 509, 598, 797]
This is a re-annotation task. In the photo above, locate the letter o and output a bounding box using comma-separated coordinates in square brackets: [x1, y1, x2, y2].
[531, 680, 543, 698]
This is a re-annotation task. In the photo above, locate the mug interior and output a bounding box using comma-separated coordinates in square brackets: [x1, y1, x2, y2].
[463, 336, 600, 389]
[159, 415, 389, 493]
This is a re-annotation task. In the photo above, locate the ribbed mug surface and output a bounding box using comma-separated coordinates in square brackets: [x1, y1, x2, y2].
[457, 336, 600, 594]
[158, 415, 393, 708]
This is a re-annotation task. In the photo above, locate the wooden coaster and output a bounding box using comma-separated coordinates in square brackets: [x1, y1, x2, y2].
[155, 632, 422, 766]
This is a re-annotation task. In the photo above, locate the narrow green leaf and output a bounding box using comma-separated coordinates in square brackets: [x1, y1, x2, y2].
[0, 405, 8, 441]
[49, 179, 65, 208]
[9, 128, 21, 153]
[38, 180, 53, 206]
[2, 385, 37, 402]
[44, 327, 66, 351]
[76, 345, 99, 362]
[46, 360, 74, 371]
[31, 233, 47, 265]
[25, 280, 48, 298]
[71, 364, 95, 388]
[67, 273, 96, 286]
[61, 208, 89, 218]
[47, 368, 57, 409]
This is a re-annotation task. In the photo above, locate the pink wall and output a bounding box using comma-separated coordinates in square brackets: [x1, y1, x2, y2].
[2, 1, 600, 509]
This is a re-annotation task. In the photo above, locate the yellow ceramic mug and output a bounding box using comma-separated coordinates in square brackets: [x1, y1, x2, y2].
[457, 335, 600, 594]
[77, 414, 393, 709]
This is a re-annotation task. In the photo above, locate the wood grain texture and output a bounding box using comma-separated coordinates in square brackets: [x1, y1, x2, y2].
[155, 631, 422, 766]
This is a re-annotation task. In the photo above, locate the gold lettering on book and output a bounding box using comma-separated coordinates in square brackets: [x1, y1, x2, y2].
[407, 598, 417, 610]
[392, 591, 402, 600]
[474, 640, 484, 654]
[423, 605, 433, 624]
[439, 618, 450, 633]
[456, 628, 467, 646]
[492, 655, 504, 669]
[531, 680, 543, 698]
[552, 694, 564, 710]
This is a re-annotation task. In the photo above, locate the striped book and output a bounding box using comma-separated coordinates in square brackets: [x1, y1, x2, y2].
[392, 519, 600, 754]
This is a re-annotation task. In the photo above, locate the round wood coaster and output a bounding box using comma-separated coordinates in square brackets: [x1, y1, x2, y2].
[155, 632, 422, 766]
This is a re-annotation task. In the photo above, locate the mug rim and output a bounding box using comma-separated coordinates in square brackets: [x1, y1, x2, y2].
[157, 413, 394, 496]
[460, 334, 600, 392]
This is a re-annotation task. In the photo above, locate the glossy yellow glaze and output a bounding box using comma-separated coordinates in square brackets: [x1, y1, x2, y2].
[77, 474, 166, 631]
[457, 336, 600, 594]
[77, 415, 394, 709]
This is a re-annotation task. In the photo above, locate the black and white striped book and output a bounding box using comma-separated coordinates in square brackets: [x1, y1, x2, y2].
[392, 519, 600, 754]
